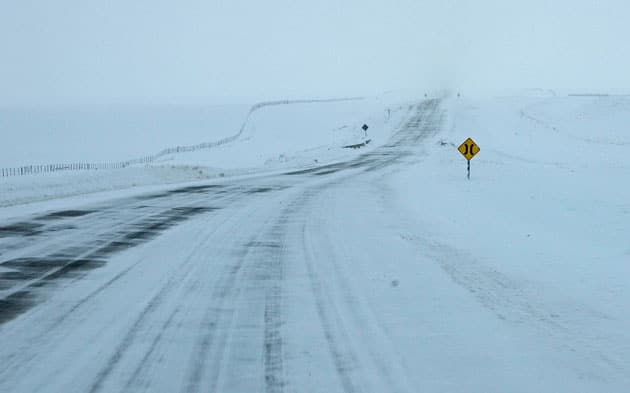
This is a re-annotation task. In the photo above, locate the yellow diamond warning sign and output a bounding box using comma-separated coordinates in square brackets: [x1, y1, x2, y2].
[458, 137, 480, 161]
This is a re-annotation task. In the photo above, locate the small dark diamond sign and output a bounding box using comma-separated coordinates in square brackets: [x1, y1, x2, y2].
[362, 124, 369, 131]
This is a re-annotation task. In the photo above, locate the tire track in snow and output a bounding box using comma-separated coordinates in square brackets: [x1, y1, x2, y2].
[301, 218, 363, 393]
[85, 202, 234, 393]
[183, 269, 242, 393]
[0, 197, 227, 388]
[257, 220, 290, 393]
[288, 100, 442, 392]
[309, 204, 414, 393]
[52, 191, 243, 327]
[276, 185, 365, 393]
[297, 188, 410, 393]
[121, 208, 247, 392]
[182, 208, 270, 393]
[87, 276, 179, 393]
[264, 281, 284, 393]
[86, 236, 214, 393]
[123, 306, 182, 392]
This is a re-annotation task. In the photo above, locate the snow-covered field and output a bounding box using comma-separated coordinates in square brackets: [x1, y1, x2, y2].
[1, 92, 629, 392]
[386, 93, 630, 390]
[0, 97, 410, 207]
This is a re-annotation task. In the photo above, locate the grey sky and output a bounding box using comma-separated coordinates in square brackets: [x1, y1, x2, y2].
[1, 0, 629, 105]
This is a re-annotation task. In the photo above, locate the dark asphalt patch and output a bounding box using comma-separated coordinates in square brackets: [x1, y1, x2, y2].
[134, 184, 225, 200]
[2, 257, 68, 278]
[0, 290, 37, 325]
[248, 187, 274, 193]
[0, 257, 108, 291]
[0, 205, 217, 325]
[0, 222, 44, 238]
[313, 170, 340, 176]
[246, 241, 282, 248]
[241, 185, 289, 194]
[39, 258, 108, 284]
[47, 224, 77, 232]
[38, 210, 95, 220]
[284, 161, 359, 176]
[284, 168, 317, 175]
[1, 211, 95, 240]
[168, 184, 225, 194]
[284, 163, 345, 176]
[133, 192, 170, 201]
[88, 206, 217, 258]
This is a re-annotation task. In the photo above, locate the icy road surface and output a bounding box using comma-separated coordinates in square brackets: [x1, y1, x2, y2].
[1, 98, 628, 392]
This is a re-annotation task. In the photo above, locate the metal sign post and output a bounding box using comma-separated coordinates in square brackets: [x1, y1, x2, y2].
[457, 137, 480, 180]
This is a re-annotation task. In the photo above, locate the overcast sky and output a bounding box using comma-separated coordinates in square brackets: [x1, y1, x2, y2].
[1, 0, 629, 105]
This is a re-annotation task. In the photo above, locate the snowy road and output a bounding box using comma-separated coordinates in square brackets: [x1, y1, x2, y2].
[0, 100, 441, 392]
[4, 96, 628, 392]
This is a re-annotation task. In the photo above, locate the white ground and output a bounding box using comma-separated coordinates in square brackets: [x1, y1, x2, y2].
[0, 97, 406, 207]
[389, 93, 630, 391]
[0, 92, 629, 392]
